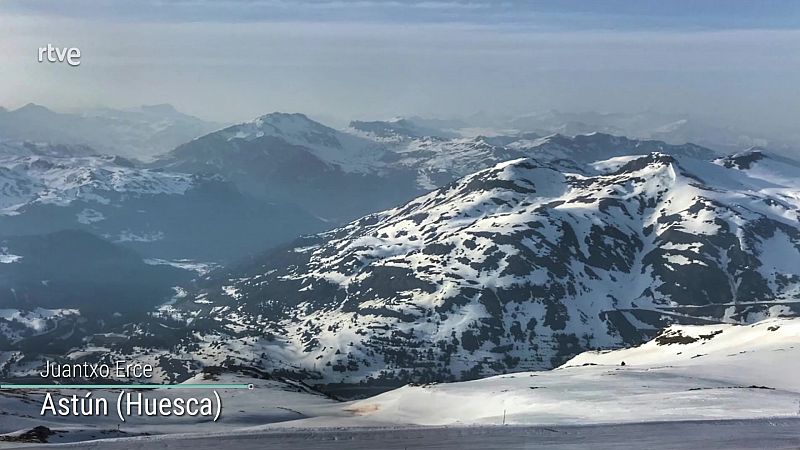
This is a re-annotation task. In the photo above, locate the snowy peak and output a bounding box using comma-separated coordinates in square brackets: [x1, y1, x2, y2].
[717, 148, 767, 170]
[208, 112, 387, 172]
[612, 152, 676, 174]
[223, 112, 341, 147]
[254, 112, 342, 147]
[397, 157, 567, 215]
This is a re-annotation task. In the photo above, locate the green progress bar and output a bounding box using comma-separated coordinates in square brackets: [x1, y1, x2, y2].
[0, 383, 253, 390]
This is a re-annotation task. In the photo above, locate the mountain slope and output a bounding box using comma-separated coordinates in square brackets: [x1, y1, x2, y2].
[173, 150, 800, 386]
[163, 112, 387, 173]
[0, 230, 195, 357]
[0, 153, 325, 261]
[347, 317, 800, 425]
[0, 229, 190, 313]
[156, 113, 418, 222]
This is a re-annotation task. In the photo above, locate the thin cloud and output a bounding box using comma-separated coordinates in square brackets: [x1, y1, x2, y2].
[1, 0, 798, 30]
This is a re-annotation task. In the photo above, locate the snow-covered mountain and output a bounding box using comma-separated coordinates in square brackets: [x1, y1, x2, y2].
[155, 113, 414, 222]
[0, 153, 325, 261]
[0, 153, 194, 213]
[169, 112, 387, 173]
[155, 112, 722, 223]
[0, 104, 221, 158]
[714, 148, 800, 188]
[2, 106, 800, 448]
[160, 148, 800, 388]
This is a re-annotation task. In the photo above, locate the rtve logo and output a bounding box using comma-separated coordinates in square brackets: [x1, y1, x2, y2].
[38, 44, 81, 67]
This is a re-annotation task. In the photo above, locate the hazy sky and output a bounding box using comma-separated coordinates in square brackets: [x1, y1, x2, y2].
[0, 0, 798, 129]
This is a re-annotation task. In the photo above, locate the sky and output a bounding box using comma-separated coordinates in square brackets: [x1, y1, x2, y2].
[0, 0, 798, 131]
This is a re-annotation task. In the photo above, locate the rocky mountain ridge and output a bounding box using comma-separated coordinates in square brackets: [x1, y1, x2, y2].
[132, 148, 800, 387]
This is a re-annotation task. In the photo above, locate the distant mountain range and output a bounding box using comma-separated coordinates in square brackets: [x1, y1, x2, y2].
[443, 109, 800, 156]
[0, 104, 221, 158]
[154, 113, 718, 223]
[2, 104, 795, 160]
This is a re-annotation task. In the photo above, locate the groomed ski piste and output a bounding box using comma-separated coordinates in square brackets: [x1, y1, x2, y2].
[2, 317, 799, 449]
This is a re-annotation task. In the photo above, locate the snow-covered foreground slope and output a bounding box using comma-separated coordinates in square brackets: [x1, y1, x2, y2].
[4, 319, 800, 449]
[345, 318, 800, 426]
[0, 371, 339, 445]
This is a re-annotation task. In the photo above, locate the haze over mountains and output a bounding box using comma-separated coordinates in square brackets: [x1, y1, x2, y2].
[2, 103, 797, 161]
[0, 104, 798, 396]
[0, 104, 222, 159]
[502, 110, 795, 156]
